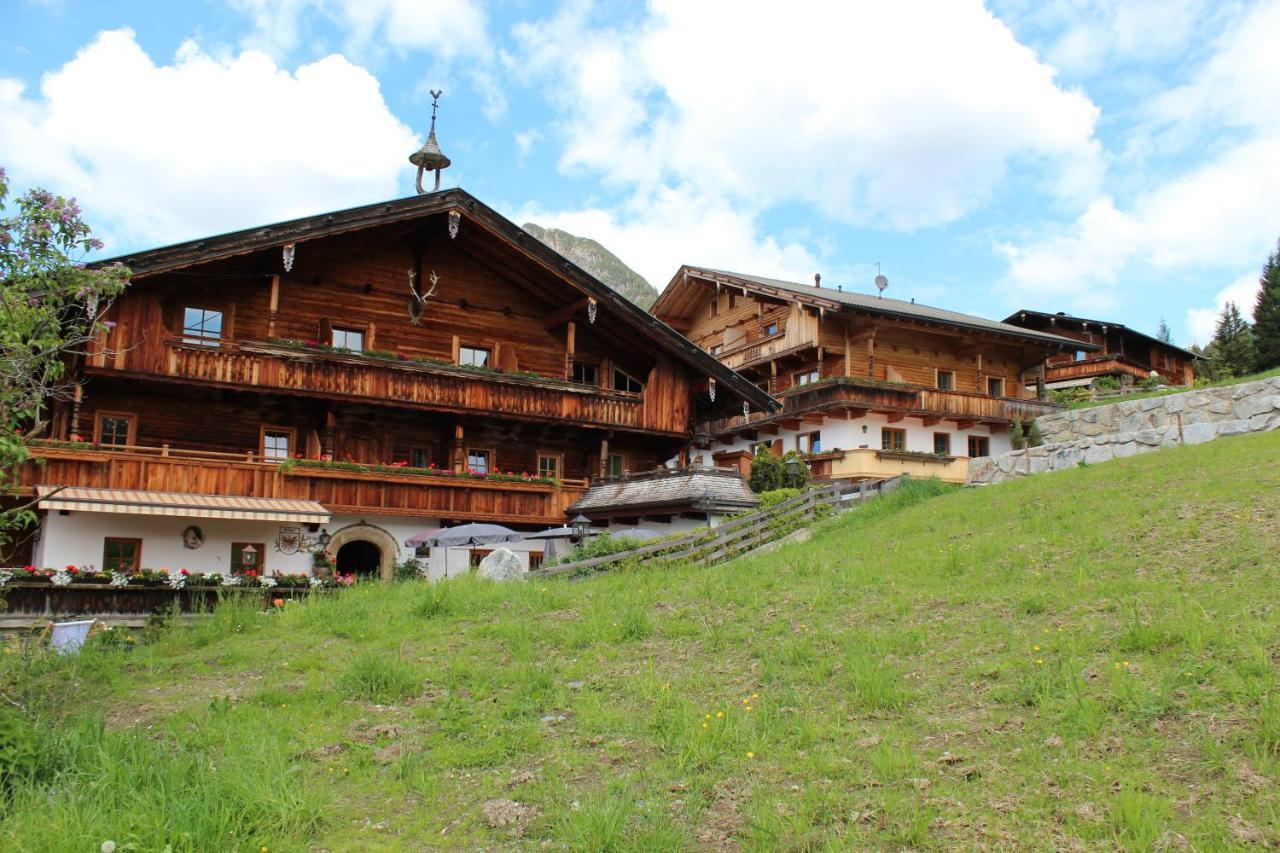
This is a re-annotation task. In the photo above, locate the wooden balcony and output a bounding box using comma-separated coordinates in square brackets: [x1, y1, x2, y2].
[700, 377, 1060, 436]
[1045, 355, 1153, 384]
[86, 339, 687, 437]
[805, 448, 970, 484]
[22, 444, 587, 525]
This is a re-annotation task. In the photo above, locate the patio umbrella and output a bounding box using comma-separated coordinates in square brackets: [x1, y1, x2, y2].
[607, 527, 662, 541]
[406, 523, 524, 579]
[520, 526, 601, 541]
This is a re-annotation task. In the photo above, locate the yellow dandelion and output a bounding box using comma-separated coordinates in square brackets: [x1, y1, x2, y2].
[745, 705, 753, 712]
[1033, 645, 1040, 651]
[752, 693, 759, 699]
[742, 698, 750, 704]
[1123, 661, 1130, 667]
[704, 714, 711, 720]
[702, 723, 708, 729]
[716, 711, 724, 719]
[1035, 659, 1044, 666]
[662, 682, 671, 690]
[746, 751, 755, 759]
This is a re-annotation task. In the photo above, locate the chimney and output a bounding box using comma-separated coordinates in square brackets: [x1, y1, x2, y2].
[837, 285, 843, 292]
[814, 273, 822, 288]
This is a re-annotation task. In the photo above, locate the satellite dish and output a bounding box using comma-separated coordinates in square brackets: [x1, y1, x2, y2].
[874, 274, 889, 294]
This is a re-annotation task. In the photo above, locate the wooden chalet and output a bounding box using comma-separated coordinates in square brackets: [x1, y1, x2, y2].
[18, 192, 773, 579]
[1003, 310, 1197, 389]
[652, 267, 1087, 483]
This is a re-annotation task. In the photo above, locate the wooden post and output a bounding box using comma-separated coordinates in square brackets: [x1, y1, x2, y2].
[867, 329, 876, 378]
[266, 274, 280, 339]
[452, 423, 465, 473]
[770, 360, 777, 393]
[70, 384, 83, 440]
[1176, 411, 1184, 444]
[323, 410, 336, 459]
[599, 436, 610, 480]
[565, 320, 576, 379]
[844, 323, 851, 377]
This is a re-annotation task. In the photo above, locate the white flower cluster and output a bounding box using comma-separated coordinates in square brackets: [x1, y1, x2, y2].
[201, 572, 222, 585]
[51, 571, 73, 587]
[0, 569, 13, 588]
[167, 573, 185, 590]
[109, 572, 130, 588]
[309, 576, 325, 588]
[260, 576, 277, 588]
[223, 575, 241, 587]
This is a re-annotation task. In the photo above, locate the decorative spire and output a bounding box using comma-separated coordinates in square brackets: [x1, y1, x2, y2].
[409, 90, 451, 194]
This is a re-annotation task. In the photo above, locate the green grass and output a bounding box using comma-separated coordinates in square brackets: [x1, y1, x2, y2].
[1066, 365, 1280, 410]
[3, 430, 1279, 849]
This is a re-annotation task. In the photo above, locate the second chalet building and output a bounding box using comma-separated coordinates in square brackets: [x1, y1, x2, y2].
[21, 192, 773, 579]
[652, 267, 1087, 483]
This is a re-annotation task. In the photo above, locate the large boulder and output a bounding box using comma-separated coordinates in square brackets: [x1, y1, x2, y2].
[478, 548, 525, 582]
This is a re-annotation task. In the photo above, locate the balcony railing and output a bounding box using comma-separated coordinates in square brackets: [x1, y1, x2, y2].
[86, 339, 685, 436]
[1046, 355, 1152, 383]
[22, 443, 588, 525]
[700, 377, 1060, 436]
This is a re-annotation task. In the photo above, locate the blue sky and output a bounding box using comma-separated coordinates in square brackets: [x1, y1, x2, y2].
[3, 1, 1278, 346]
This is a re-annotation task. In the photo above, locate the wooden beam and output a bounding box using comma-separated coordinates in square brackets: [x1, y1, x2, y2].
[565, 320, 576, 379]
[266, 274, 280, 339]
[778, 418, 801, 431]
[544, 297, 590, 330]
[756, 423, 778, 436]
[886, 412, 904, 423]
[953, 419, 976, 430]
[843, 407, 869, 420]
[802, 414, 825, 426]
[921, 416, 942, 427]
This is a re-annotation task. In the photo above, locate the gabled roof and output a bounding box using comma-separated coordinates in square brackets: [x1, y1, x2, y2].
[1002, 309, 1199, 360]
[654, 266, 1093, 351]
[95, 190, 778, 413]
[568, 468, 758, 515]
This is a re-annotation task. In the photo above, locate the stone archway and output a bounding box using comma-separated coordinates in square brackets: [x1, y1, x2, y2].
[325, 522, 400, 581]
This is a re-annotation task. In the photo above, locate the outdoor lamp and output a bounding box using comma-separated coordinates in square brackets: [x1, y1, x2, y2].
[240, 543, 258, 568]
[571, 514, 592, 539]
[316, 529, 331, 548]
[785, 457, 806, 478]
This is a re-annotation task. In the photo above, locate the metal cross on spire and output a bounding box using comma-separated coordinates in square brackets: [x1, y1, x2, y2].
[409, 89, 452, 194]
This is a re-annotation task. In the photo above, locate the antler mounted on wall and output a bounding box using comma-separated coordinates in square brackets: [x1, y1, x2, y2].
[407, 268, 439, 325]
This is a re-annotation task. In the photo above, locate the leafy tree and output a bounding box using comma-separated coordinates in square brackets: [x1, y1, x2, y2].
[1010, 417, 1024, 450]
[0, 168, 129, 552]
[1210, 301, 1256, 378]
[1254, 240, 1280, 371]
[748, 443, 783, 493]
[1156, 318, 1173, 344]
[1188, 342, 1219, 382]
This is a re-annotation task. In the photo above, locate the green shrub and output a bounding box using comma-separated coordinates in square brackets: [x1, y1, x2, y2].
[749, 444, 784, 492]
[757, 487, 802, 509]
[1011, 417, 1025, 450]
[392, 558, 425, 582]
[1026, 418, 1043, 447]
[1094, 375, 1122, 391]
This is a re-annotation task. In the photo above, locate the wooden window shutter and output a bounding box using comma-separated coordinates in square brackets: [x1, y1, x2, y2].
[318, 317, 332, 344]
[451, 335, 460, 364]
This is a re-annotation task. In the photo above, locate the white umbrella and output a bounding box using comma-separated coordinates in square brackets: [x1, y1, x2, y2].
[406, 523, 523, 578]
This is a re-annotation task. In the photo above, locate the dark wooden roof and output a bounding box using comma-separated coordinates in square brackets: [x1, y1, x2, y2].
[568, 468, 758, 515]
[655, 266, 1094, 351]
[95, 190, 778, 413]
[1003, 309, 1199, 360]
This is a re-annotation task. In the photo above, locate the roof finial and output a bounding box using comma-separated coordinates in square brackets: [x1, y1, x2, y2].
[409, 89, 451, 194]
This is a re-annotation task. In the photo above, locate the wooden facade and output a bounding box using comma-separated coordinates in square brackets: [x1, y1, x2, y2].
[25, 192, 774, 535]
[1003, 310, 1197, 388]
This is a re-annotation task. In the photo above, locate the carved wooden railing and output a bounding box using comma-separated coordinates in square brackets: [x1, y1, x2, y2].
[1045, 355, 1153, 383]
[22, 444, 588, 525]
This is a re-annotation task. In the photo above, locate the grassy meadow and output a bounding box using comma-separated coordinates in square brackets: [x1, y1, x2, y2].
[1, 429, 1279, 850]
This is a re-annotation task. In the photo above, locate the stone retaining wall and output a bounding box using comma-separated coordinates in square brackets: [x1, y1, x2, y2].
[968, 375, 1280, 485]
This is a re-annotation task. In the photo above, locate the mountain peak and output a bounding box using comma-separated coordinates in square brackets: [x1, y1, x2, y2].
[523, 223, 658, 309]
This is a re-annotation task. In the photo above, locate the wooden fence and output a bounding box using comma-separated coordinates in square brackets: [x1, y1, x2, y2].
[531, 474, 908, 579]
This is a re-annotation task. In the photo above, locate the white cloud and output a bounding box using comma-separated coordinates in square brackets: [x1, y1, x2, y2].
[515, 0, 1102, 232]
[996, 0, 1280, 325]
[516, 186, 819, 295]
[1186, 273, 1262, 345]
[0, 29, 419, 253]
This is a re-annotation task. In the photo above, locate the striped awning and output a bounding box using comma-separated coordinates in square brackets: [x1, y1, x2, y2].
[35, 486, 330, 523]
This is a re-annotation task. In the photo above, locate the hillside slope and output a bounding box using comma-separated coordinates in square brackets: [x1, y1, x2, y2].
[4, 430, 1279, 850]
[522, 222, 659, 308]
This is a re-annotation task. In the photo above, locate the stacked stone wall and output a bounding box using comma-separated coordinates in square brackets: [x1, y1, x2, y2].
[968, 376, 1280, 485]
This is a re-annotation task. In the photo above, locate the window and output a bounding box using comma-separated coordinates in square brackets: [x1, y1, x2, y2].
[260, 427, 295, 461]
[987, 377, 1005, 397]
[528, 552, 545, 570]
[410, 447, 430, 469]
[467, 448, 492, 475]
[933, 433, 951, 455]
[571, 361, 599, 385]
[330, 326, 364, 351]
[605, 453, 625, 478]
[537, 453, 561, 480]
[103, 537, 141, 572]
[936, 370, 955, 391]
[613, 367, 643, 394]
[764, 321, 778, 335]
[469, 549, 493, 568]
[459, 345, 490, 368]
[95, 412, 134, 446]
[1075, 350, 1087, 361]
[414, 544, 431, 559]
[794, 369, 820, 386]
[709, 299, 718, 317]
[182, 307, 223, 346]
[797, 432, 822, 454]
[968, 436, 990, 457]
[710, 344, 723, 356]
[728, 293, 737, 309]
[231, 542, 266, 576]
[881, 428, 906, 452]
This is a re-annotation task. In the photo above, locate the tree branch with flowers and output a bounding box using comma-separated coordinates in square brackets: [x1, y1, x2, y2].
[0, 167, 130, 552]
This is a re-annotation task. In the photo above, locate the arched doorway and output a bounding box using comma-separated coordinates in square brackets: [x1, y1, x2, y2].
[324, 522, 401, 581]
[336, 540, 381, 579]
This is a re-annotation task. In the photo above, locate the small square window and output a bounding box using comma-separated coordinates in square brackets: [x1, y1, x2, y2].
[794, 369, 820, 387]
[764, 321, 778, 335]
[708, 299, 718, 318]
[605, 453, 625, 478]
[261, 427, 294, 461]
[968, 436, 990, 457]
[231, 542, 265, 576]
[467, 448, 491, 475]
[410, 447, 430, 469]
[933, 433, 951, 455]
[537, 453, 561, 480]
[528, 553, 544, 570]
[331, 327, 364, 351]
[572, 362, 599, 385]
[798, 432, 821, 454]
[459, 345, 490, 368]
[936, 370, 955, 391]
[881, 428, 906, 452]
[470, 549, 492, 568]
[97, 413, 134, 446]
[613, 368, 643, 394]
[103, 537, 141, 572]
[987, 377, 1005, 397]
[182, 307, 223, 346]
[710, 344, 723, 356]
